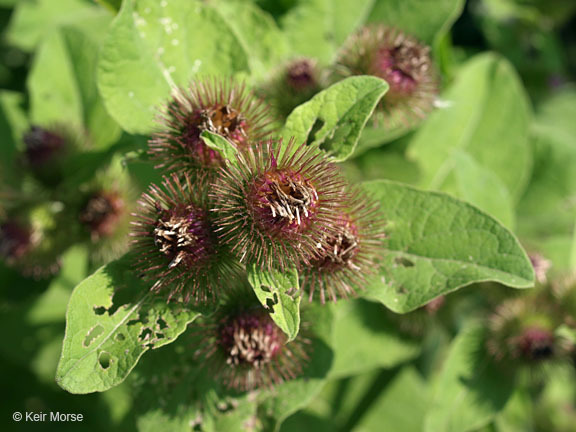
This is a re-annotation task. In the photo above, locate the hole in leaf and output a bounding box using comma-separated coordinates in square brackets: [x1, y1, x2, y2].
[93, 306, 107, 315]
[139, 327, 153, 341]
[394, 257, 415, 267]
[321, 121, 353, 153]
[83, 325, 104, 347]
[157, 317, 168, 330]
[396, 285, 407, 295]
[307, 118, 325, 145]
[155, 333, 165, 339]
[259, 284, 272, 293]
[216, 399, 238, 413]
[265, 292, 279, 310]
[98, 351, 112, 369]
[115, 333, 126, 342]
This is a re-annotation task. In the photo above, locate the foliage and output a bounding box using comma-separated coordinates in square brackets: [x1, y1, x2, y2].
[1, 0, 575, 431]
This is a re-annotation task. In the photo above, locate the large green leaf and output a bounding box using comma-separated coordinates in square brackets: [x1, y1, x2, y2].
[367, 0, 464, 44]
[0, 246, 88, 383]
[210, 0, 290, 79]
[408, 54, 532, 224]
[518, 89, 576, 253]
[95, 0, 122, 13]
[259, 303, 334, 431]
[280, 0, 375, 63]
[283, 76, 388, 161]
[355, 367, 429, 432]
[6, 0, 99, 51]
[330, 299, 420, 377]
[363, 180, 534, 313]
[28, 21, 121, 149]
[56, 254, 202, 394]
[0, 91, 28, 185]
[424, 326, 515, 432]
[98, 0, 250, 134]
[247, 265, 301, 342]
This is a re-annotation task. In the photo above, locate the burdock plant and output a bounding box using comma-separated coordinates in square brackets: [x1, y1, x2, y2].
[259, 58, 323, 119]
[193, 287, 311, 391]
[76, 160, 136, 264]
[336, 25, 439, 128]
[0, 204, 68, 278]
[131, 173, 240, 303]
[210, 138, 347, 271]
[300, 186, 387, 303]
[487, 296, 574, 372]
[22, 125, 83, 187]
[148, 78, 274, 174]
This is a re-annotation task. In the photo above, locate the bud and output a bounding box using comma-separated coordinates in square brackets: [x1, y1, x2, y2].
[194, 290, 311, 391]
[211, 139, 347, 271]
[259, 58, 323, 119]
[131, 173, 239, 303]
[336, 25, 439, 128]
[76, 159, 136, 264]
[148, 78, 274, 174]
[487, 297, 572, 371]
[79, 191, 125, 240]
[23, 126, 66, 166]
[0, 220, 32, 262]
[300, 187, 386, 303]
[22, 125, 81, 186]
[0, 203, 67, 278]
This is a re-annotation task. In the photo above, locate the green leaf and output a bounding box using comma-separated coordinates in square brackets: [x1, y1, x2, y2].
[452, 151, 515, 228]
[355, 367, 429, 432]
[95, 0, 122, 13]
[98, 0, 250, 134]
[247, 265, 301, 342]
[6, 0, 99, 51]
[209, 0, 290, 79]
[363, 180, 534, 313]
[518, 88, 576, 249]
[408, 54, 532, 214]
[494, 390, 534, 432]
[353, 125, 412, 157]
[283, 76, 388, 161]
[127, 302, 333, 432]
[345, 147, 421, 185]
[259, 303, 334, 431]
[0, 91, 28, 185]
[0, 246, 88, 383]
[280, 0, 375, 63]
[367, 0, 464, 44]
[534, 367, 576, 431]
[200, 131, 240, 167]
[330, 299, 420, 377]
[56, 253, 202, 394]
[28, 21, 121, 149]
[424, 325, 515, 432]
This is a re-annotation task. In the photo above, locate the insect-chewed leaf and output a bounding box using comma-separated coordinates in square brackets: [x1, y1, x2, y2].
[283, 76, 388, 161]
[56, 253, 203, 394]
[247, 265, 301, 342]
[362, 180, 534, 312]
